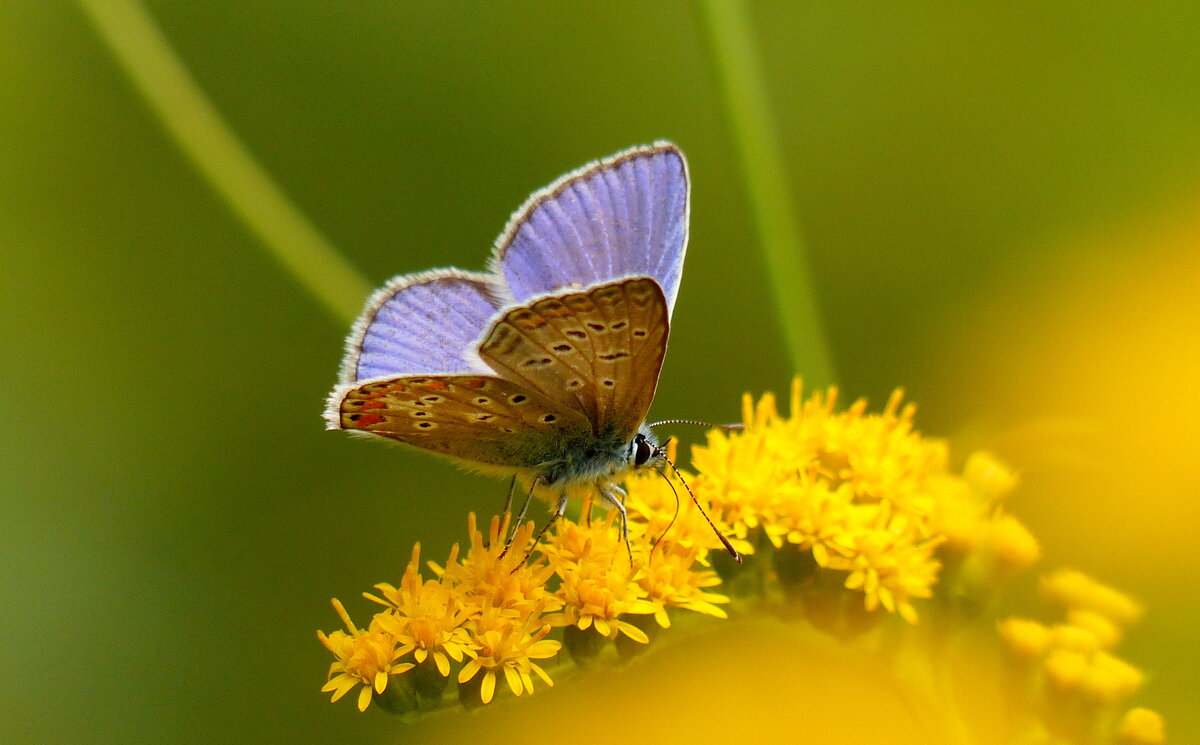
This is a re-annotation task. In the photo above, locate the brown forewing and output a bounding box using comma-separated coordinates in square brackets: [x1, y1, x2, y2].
[335, 374, 589, 468]
[476, 276, 669, 439]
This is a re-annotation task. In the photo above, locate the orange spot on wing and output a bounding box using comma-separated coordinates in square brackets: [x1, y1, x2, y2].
[422, 379, 449, 391]
[353, 413, 384, 427]
[359, 400, 386, 410]
[462, 378, 486, 389]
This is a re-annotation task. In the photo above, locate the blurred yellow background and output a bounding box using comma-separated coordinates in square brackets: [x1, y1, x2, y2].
[1, 2, 1196, 743]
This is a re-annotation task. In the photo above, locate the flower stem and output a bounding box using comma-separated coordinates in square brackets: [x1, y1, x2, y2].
[76, 0, 371, 325]
[695, 0, 836, 386]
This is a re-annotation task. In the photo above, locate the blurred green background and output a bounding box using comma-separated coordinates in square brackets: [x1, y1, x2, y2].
[3, 1, 1198, 743]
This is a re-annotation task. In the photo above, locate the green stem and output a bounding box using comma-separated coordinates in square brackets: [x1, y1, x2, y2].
[695, 0, 836, 386]
[77, 0, 371, 325]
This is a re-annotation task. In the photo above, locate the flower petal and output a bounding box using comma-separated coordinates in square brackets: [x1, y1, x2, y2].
[457, 659, 480, 685]
[481, 671, 496, 704]
[356, 685, 373, 712]
[504, 665, 523, 697]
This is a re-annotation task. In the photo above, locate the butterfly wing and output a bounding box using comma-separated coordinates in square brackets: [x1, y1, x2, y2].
[489, 142, 689, 317]
[475, 276, 669, 439]
[325, 374, 591, 469]
[339, 268, 502, 382]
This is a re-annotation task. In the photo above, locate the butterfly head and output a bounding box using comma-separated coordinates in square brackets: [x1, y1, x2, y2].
[630, 426, 666, 472]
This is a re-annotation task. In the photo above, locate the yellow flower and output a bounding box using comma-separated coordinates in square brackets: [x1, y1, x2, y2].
[1119, 707, 1166, 745]
[432, 513, 560, 620]
[539, 511, 624, 577]
[1041, 568, 1143, 626]
[366, 544, 474, 677]
[317, 598, 414, 712]
[830, 510, 942, 624]
[689, 415, 788, 556]
[1050, 622, 1104, 653]
[634, 541, 729, 629]
[1044, 647, 1090, 690]
[543, 513, 658, 643]
[779, 481, 858, 568]
[1078, 651, 1145, 703]
[980, 512, 1041, 571]
[997, 617, 1052, 659]
[961, 450, 1019, 501]
[1065, 609, 1121, 649]
[456, 605, 560, 705]
[1043, 644, 1146, 703]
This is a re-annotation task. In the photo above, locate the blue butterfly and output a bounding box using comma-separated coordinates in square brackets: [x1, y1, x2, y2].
[325, 143, 735, 558]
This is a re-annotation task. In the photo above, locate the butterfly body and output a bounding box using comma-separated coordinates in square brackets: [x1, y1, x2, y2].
[325, 143, 688, 525]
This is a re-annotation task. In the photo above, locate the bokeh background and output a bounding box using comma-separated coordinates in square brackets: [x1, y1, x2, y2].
[2, 1, 1197, 743]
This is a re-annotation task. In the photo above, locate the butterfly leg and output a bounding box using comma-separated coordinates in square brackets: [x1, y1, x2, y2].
[501, 475, 517, 515]
[507, 476, 540, 547]
[582, 491, 595, 527]
[500, 476, 543, 559]
[598, 484, 633, 566]
[521, 492, 569, 565]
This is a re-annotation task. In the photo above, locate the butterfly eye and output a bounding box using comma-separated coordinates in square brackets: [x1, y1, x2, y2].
[633, 435, 654, 467]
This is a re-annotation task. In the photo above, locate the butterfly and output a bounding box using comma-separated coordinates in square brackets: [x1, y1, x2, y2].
[324, 142, 737, 559]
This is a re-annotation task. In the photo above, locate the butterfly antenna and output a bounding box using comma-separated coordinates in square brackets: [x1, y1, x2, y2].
[658, 448, 741, 563]
[649, 467, 683, 563]
[648, 419, 744, 432]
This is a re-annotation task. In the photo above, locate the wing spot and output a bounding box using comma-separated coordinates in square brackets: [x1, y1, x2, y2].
[522, 357, 553, 368]
[348, 413, 361, 421]
[602, 379, 615, 388]
[565, 329, 586, 339]
[413, 411, 428, 417]
[598, 351, 630, 361]
[567, 379, 583, 389]
[475, 397, 491, 405]
[552, 344, 572, 353]
[423, 395, 443, 402]
[501, 427, 514, 434]
[633, 330, 647, 338]
[586, 322, 605, 331]
[476, 414, 494, 421]
[416, 422, 434, 429]
[511, 395, 528, 404]
[611, 321, 628, 330]
[542, 414, 557, 423]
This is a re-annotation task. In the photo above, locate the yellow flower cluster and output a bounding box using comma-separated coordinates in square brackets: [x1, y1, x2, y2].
[691, 379, 1039, 626]
[318, 506, 726, 712]
[319, 516, 560, 711]
[999, 570, 1161, 743]
[319, 379, 1167, 736]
